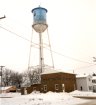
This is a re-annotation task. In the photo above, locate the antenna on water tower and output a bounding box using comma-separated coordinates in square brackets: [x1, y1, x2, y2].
[28, 6, 54, 74]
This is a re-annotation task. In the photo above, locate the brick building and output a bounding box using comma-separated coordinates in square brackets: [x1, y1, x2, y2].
[21, 70, 76, 95]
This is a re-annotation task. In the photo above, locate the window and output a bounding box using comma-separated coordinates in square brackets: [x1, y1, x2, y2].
[89, 86, 92, 90]
[55, 84, 59, 90]
[44, 85, 47, 91]
[88, 78, 91, 81]
[92, 80, 96, 83]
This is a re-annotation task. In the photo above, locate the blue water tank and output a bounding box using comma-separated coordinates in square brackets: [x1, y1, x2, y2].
[32, 6, 47, 24]
[32, 6, 48, 33]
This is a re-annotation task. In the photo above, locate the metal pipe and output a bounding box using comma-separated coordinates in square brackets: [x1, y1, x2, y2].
[39, 33, 44, 73]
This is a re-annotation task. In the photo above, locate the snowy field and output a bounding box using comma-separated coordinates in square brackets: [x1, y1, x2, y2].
[0, 91, 95, 105]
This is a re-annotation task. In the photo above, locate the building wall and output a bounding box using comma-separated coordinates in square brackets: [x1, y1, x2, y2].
[21, 72, 76, 94]
[86, 76, 93, 91]
[41, 72, 76, 93]
[92, 76, 96, 92]
[41, 73, 62, 92]
[76, 75, 93, 91]
[93, 85, 96, 92]
[76, 78, 87, 91]
[21, 84, 41, 95]
[61, 73, 76, 92]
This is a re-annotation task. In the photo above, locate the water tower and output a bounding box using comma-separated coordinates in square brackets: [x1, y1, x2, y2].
[28, 6, 54, 74]
[32, 6, 48, 33]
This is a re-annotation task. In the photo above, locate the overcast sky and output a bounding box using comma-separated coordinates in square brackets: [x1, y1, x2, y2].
[0, 0, 96, 74]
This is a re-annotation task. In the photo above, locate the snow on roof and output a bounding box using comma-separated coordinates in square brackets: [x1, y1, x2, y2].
[76, 74, 91, 78]
[0, 86, 13, 90]
[92, 76, 96, 80]
[41, 69, 60, 75]
[41, 68, 74, 75]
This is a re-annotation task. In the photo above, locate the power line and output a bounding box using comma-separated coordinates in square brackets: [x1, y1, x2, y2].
[0, 25, 39, 46]
[4, 16, 31, 31]
[0, 25, 94, 65]
[0, 25, 30, 42]
[74, 64, 96, 70]
[47, 49, 94, 64]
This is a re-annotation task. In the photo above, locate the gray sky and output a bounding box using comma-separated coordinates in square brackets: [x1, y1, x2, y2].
[0, 0, 96, 74]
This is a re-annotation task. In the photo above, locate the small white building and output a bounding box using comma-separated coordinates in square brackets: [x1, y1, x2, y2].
[92, 76, 96, 92]
[0, 86, 16, 93]
[76, 74, 93, 91]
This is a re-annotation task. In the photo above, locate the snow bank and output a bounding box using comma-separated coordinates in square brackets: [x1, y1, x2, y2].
[0, 92, 21, 97]
[0, 91, 90, 105]
[70, 90, 96, 96]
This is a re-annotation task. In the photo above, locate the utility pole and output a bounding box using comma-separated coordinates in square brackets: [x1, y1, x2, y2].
[0, 66, 5, 87]
[0, 15, 6, 20]
[0, 15, 6, 91]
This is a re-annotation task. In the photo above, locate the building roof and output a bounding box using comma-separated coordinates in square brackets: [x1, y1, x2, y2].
[76, 74, 91, 78]
[32, 6, 48, 13]
[92, 76, 96, 80]
[41, 69, 60, 75]
[0, 86, 13, 90]
[41, 68, 75, 75]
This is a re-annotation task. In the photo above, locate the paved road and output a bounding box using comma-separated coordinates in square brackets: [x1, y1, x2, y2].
[78, 99, 96, 105]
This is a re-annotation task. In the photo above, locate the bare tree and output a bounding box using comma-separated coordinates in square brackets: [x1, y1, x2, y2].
[22, 67, 41, 86]
[10, 71, 23, 88]
[2, 68, 12, 86]
[2, 68, 23, 88]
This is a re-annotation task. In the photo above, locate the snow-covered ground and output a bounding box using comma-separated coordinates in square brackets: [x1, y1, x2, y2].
[0, 90, 94, 105]
[70, 90, 96, 97]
